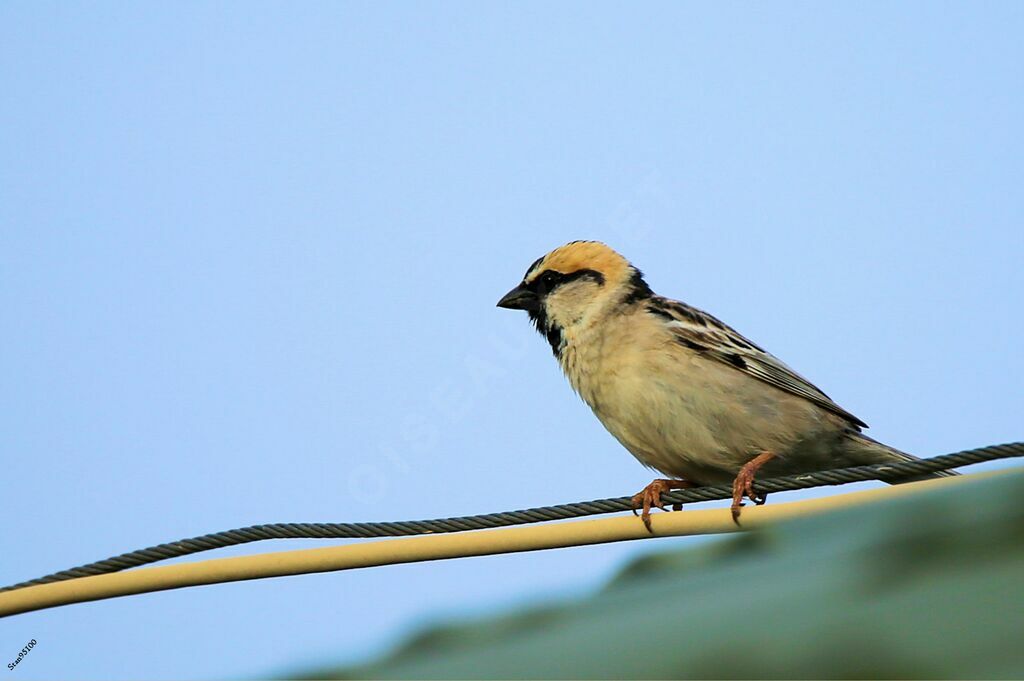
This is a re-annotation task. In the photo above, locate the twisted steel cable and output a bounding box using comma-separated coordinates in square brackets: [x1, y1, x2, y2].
[3, 441, 1021, 594]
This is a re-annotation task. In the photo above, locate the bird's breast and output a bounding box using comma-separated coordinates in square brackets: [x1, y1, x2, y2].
[556, 326, 831, 483]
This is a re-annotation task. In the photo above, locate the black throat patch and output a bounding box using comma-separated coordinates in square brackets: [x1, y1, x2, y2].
[522, 268, 605, 358]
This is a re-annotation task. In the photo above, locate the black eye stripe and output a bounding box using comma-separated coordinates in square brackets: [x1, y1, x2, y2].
[527, 268, 606, 294]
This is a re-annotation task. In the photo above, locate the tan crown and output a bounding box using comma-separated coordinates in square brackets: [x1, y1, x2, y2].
[526, 241, 631, 285]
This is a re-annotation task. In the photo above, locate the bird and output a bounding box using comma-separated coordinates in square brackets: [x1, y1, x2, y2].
[496, 240, 955, 529]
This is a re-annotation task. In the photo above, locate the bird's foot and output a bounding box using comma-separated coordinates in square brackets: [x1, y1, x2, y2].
[731, 451, 777, 525]
[631, 478, 694, 532]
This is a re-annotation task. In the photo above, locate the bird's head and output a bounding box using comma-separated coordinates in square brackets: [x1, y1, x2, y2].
[497, 241, 652, 354]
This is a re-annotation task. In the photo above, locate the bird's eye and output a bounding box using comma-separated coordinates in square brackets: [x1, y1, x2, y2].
[529, 269, 566, 294]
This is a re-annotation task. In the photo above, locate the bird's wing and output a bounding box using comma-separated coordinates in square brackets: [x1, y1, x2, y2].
[646, 296, 868, 428]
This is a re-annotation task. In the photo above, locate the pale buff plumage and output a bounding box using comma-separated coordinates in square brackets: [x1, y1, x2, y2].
[497, 241, 952, 523]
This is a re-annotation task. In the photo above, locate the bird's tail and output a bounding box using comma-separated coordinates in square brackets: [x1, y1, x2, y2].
[846, 431, 960, 484]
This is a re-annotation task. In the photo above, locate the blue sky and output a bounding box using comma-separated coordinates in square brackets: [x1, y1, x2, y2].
[1, 2, 1022, 678]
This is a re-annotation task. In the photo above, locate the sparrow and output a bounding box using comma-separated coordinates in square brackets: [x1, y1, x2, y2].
[497, 241, 955, 528]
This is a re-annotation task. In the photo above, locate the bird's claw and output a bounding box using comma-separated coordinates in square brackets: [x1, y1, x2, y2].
[631, 479, 687, 533]
[746, 478, 767, 505]
[730, 451, 777, 525]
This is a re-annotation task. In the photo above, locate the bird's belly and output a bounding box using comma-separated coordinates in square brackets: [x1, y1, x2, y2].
[583, 353, 843, 484]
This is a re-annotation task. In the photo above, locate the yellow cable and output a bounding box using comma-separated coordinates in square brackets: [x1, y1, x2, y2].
[0, 472, 987, 619]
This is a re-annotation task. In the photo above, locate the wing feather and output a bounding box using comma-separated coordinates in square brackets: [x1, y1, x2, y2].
[646, 296, 868, 428]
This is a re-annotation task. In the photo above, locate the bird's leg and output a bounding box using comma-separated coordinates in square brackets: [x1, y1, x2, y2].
[631, 479, 695, 532]
[731, 451, 777, 525]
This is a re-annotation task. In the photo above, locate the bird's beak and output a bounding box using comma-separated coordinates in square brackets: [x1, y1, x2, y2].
[496, 283, 539, 310]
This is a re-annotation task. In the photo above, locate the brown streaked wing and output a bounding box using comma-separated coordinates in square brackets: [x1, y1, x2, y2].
[652, 297, 869, 429]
